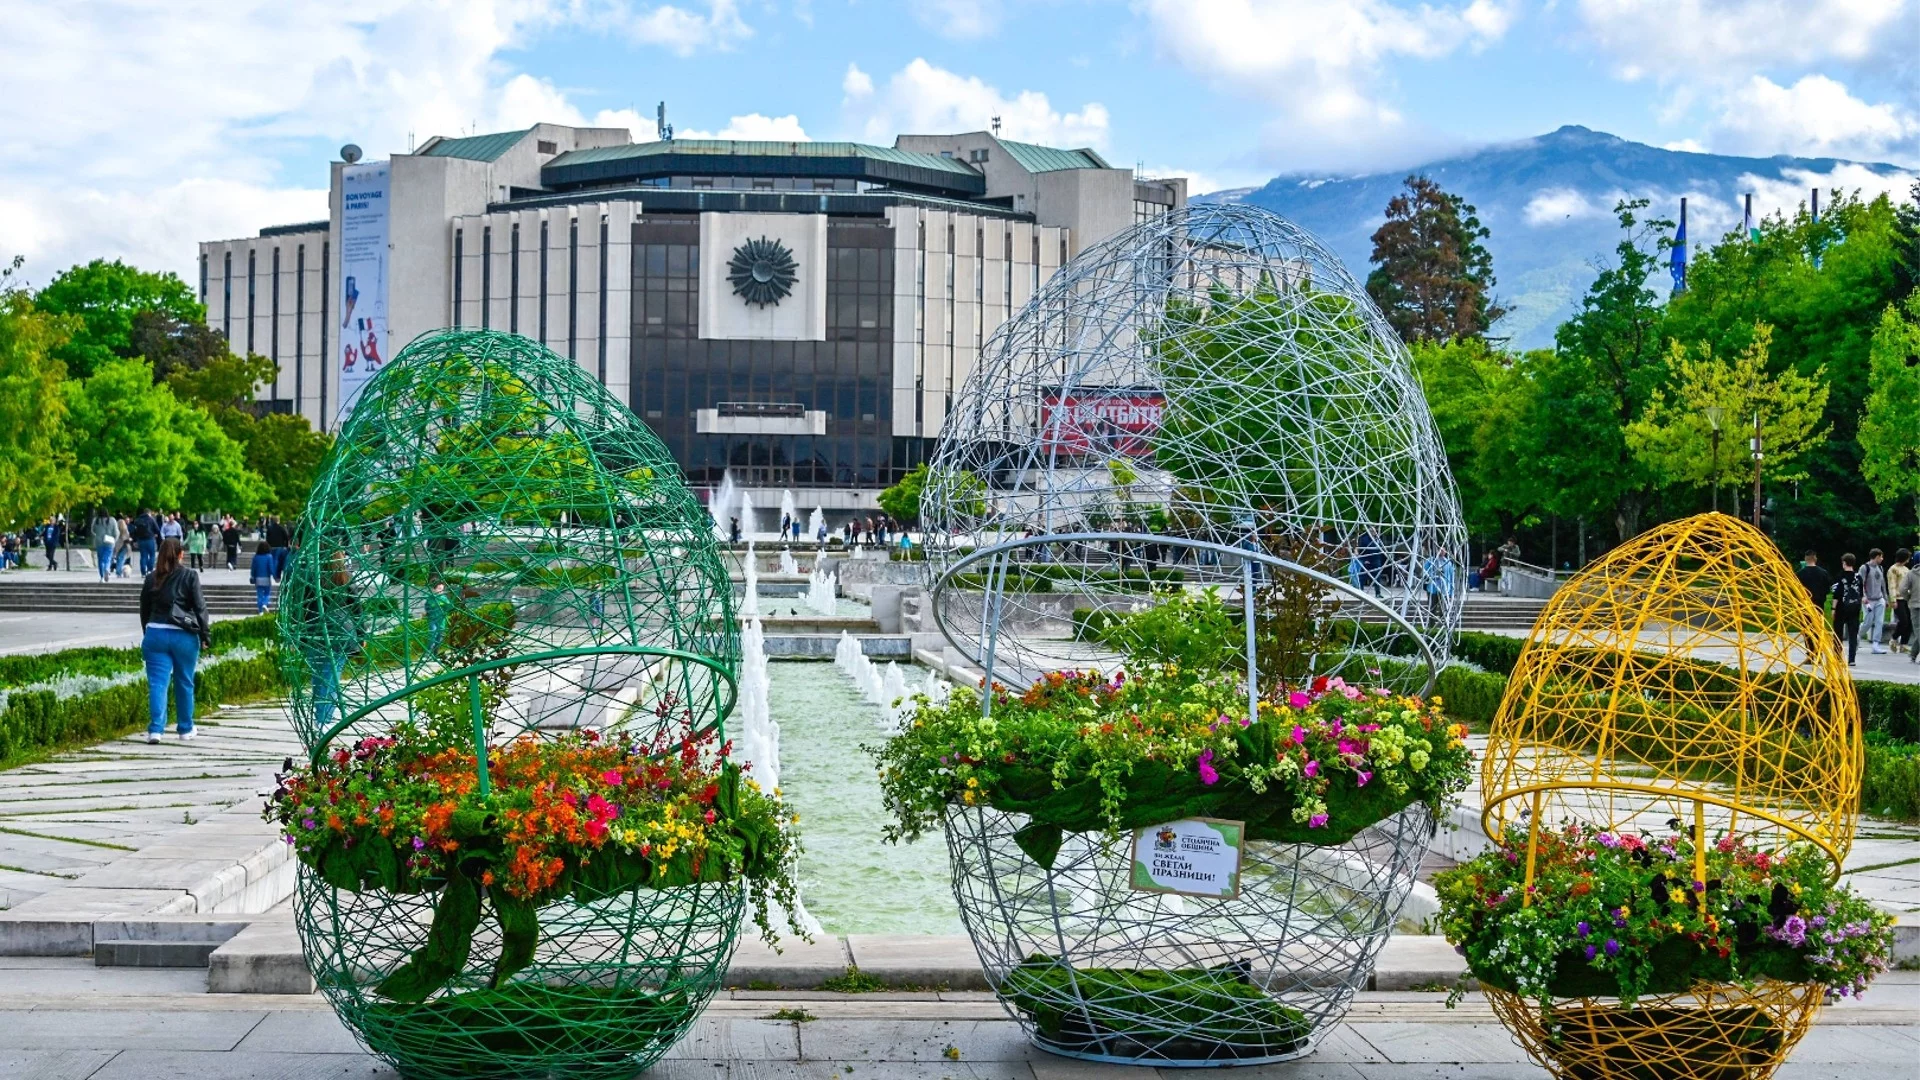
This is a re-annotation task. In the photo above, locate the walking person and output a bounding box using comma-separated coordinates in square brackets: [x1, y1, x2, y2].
[140, 538, 210, 743]
[1831, 554, 1864, 667]
[221, 518, 241, 571]
[130, 509, 158, 575]
[1895, 549, 1915, 655]
[186, 521, 209, 571]
[159, 513, 184, 544]
[264, 516, 292, 582]
[249, 541, 276, 614]
[90, 511, 119, 583]
[43, 518, 61, 570]
[1795, 550, 1833, 659]
[1862, 548, 1890, 654]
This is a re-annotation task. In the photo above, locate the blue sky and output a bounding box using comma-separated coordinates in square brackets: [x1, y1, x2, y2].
[4, 1, 1915, 282]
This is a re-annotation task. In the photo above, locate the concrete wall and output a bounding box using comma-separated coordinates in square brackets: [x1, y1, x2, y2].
[698, 211, 827, 341]
[199, 227, 331, 430]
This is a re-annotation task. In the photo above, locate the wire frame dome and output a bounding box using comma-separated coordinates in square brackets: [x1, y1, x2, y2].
[1479, 513, 1862, 1080]
[1481, 512, 1861, 872]
[281, 329, 741, 1079]
[922, 202, 1466, 691]
[922, 205, 1461, 1067]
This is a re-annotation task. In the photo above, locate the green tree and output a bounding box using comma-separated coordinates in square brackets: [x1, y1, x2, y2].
[0, 258, 95, 529]
[1662, 190, 1907, 555]
[1411, 336, 1544, 540]
[239, 412, 332, 519]
[878, 462, 928, 525]
[34, 259, 203, 379]
[1859, 295, 1920, 543]
[1545, 199, 1674, 542]
[64, 357, 266, 515]
[882, 462, 985, 526]
[1626, 324, 1831, 495]
[1365, 174, 1506, 343]
[132, 308, 237, 383]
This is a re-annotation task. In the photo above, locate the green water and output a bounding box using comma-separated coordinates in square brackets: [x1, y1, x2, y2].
[769, 661, 963, 934]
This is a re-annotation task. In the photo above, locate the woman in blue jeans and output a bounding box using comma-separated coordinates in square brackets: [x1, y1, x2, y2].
[249, 541, 276, 613]
[140, 538, 211, 744]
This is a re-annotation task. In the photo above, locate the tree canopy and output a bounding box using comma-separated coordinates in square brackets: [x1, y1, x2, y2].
[34, 259, 203, 379]
[1365, 175, 1505, 343]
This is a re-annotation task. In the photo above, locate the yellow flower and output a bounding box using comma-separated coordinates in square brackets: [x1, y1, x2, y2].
[1430, 696, 1443, 705]
[1669, 888, 1688, 904]
[966, 777, 980, 788]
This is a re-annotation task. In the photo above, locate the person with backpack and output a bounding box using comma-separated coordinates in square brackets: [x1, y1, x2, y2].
[264, 516, 292, 582]
[1862, 548, 1890, 655]
[90, 511, 119, 583]
[140, 537, 210, 743]
[1831, 553, 1864, 666]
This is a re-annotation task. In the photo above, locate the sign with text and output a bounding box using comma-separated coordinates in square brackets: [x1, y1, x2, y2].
[336, 161, 390, 426]
[1130, 817, 1244, 899]
[1040, 390, 1164, 458]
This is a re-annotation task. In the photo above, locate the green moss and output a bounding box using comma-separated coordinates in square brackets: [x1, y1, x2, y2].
[1003, 956, 1310, 1056]
[358, 981, 702, 1079]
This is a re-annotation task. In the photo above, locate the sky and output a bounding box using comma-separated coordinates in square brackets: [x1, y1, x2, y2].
[4, 0, 1917, 285]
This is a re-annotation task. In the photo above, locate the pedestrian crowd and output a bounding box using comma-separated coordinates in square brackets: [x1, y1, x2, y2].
[1796, 547, 1917, 667]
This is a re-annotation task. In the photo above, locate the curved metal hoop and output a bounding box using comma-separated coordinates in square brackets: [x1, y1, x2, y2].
[930, 531, 1441, 698]
[313, 644, 740, 771]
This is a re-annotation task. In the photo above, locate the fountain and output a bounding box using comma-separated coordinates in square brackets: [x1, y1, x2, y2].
[731, 620, 824, 937]
[804, 563, 836, 616]
[778, 549, 799, 576]
[711, 470, 738, 540]
[807, 507, 826, 544]
[833, 632, 947, 732]
[737, 490, 756, 540]
[778, 489, 798, 539]
[741, 542, 761, 617]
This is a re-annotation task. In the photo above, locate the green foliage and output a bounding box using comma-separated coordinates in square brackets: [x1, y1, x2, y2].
[889, 464, 986, 527]
[34, 259, 203, 379]
[1862, 736, 1920, 820]
[1410, 337, 1542, 537]
[63, 356, 266, 514]
[1365, 174, 1505, 343]
[1858, 294, 1920, 543]
[816, 966, 889, 993]
[0, 264, 92, 528]
[0, 651, 282, 768]
[1626, 325, 1830, 489]
[877, 462, 926, 525]
[0, 614, 278, 690]
[1098, 588, 1244, 673]
[1005, 956, 1310, 1049]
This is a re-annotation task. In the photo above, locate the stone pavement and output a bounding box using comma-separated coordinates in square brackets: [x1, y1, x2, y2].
[0, 961, 1915, 1079]
[0, 704, 298, 935]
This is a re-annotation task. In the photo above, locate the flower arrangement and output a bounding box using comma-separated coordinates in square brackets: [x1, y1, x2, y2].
[1434, 823, 1895, 1007]
[268, 718, 803, 1002]
[874, 665, 1471, 867]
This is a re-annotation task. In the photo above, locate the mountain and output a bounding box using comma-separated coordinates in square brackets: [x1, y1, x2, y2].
[1204, 126, 1916, 349]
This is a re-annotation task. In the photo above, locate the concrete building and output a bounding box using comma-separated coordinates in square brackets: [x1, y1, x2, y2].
[197, 122, 1184, 517]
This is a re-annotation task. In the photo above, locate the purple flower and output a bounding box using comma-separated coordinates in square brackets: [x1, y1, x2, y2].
[1596, 833, 1619, 848]
[1288, 692, 1312, 710]
[1356, 770, 1373, 788]
[1773, 915, 1808, 947]
[1304, 760, 1320, 778]
[1584, 944, 1597, 960]
[1604, 939, 1620, 957]
[1692, 880, 1706, 893]
[412, 836, 427, 851]
[302, 819, 317, 830]
[1291, 725, 1308, 745]
[1197, 749, 1220, 786]
[1308, 813, 1329, 829]
[1576, 921, 1591, 938]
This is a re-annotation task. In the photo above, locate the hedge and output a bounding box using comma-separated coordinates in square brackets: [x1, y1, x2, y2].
[1863, 737, 1920, 821]
[0, 651, 284, 768]
[0, 614, 281, 691]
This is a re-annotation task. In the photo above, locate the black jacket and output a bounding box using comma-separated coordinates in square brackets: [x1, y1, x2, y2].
[264, 521, 291, 548]
[129, 513, 158, 542]
[140, 567, 211, 645]
[1796, 564, 1833, 606]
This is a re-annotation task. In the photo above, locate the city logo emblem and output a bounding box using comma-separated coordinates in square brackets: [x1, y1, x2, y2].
[727, 236, 798, 307]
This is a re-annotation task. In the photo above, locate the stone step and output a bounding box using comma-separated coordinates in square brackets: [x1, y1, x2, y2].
[94, 938, 224, 968]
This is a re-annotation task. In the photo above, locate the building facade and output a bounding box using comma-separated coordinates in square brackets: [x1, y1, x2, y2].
[198, 122, 1184, 512]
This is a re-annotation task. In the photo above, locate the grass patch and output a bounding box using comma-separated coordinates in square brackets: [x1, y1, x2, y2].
[816, 966, 889, 993]
[0, 825, 134, 851]
[762, 1008, 816, 1022]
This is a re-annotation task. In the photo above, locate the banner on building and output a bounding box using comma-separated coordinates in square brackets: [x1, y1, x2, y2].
[1040, 389, 1165, 458]
[337, 162, 391, 425]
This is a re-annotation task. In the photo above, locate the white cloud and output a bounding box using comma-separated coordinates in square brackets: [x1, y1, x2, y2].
[841, 59, 1110, 149]
[616, 0, 752, 56]
[1710, 74, 1918, 161]
[1575, 0, 1909, 76]
[1664, 138, 1709, 153]
[915, 0, 1003, 40]
[1137, 0, 1517, 167]
[0, 1, 751, 280]
[1522, 187, 1613, 226]
[679, 114, 811, 140]
[1736, 164, 1920, 224]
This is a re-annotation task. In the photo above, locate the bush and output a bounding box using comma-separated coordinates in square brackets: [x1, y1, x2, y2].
[0, 651, 283, 768]
[1863, 736, 1920, 820]
[1435, 666, 1507, 729]
[0, 614, 280, 691]
[1452, 631, 1526, 675]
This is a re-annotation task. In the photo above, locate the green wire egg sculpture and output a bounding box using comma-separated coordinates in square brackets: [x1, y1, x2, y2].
[280, 329, 741, 1079]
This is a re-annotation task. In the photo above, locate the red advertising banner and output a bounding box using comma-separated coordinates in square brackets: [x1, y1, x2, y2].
[1041, 390, 1165, 457]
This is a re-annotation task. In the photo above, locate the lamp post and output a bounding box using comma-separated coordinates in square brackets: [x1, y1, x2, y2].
[1704, 405, 1724, 513]
[1749, 412, 1764, 531]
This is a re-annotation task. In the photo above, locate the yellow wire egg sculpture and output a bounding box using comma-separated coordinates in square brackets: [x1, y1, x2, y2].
[1478, 512, 1862, 1080]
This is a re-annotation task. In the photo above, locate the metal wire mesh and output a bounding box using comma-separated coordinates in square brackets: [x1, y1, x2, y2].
[281, 328, 741, 1079]
[922, 202, 1466, 690]
[945, 803, 1435, 1066]
[922, 205, 1461, 1065]
[1485, 980, 1824, 1080]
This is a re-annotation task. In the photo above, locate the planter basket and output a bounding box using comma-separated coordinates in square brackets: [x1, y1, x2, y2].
[944, 802, 1435, 1066]
[1475, 513, 1862, 1080]
[281, 329, 741, 1079]
[1484, 981, 1823, 1080]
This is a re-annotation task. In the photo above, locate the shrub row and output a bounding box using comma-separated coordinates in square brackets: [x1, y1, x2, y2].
[1863, 736, 1920, 821]
[0, 651, 284, 768]
[0, 614, 280, 691]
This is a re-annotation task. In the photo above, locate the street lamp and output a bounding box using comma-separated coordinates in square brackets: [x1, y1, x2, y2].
[1704, 405, 1724, 513]
[1750, 412, 1764, 531]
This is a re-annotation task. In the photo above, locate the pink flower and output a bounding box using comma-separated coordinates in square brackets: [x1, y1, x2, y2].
[1356, 770, 1373, 787]
[1197, 749, 1220, 786]
[602, 770, 623, 786]
[1342, 684, 1364, 700]
[1291, 725, 1308, 746]
[1308, 813, 1329, 828]
[1303, 760, 1320, 778]
[1288, 692, 1312, 710]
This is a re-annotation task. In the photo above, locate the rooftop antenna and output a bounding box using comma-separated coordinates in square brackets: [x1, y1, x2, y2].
[406, 130, 414, 153]
[656, 102, 673, 143]
[991, 115, 1001, 136]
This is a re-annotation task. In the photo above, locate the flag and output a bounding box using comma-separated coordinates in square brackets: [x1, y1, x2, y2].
[1671, 197, 1688, 293]
[1743, 193, 1759, 243]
